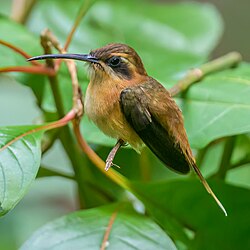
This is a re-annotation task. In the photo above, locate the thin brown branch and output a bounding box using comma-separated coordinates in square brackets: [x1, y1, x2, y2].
[72, 120, 106, 169]
[40, 30, 59, 68]
[0, 39, 41, 66]
[41, 29, 63, 52]
[100, 208, 119, 250]
[39, 30, 94, 208]
[72, 121, 132, 190]
[64, 59, 84, 116]
[40, 30, 66, 117]
[40, 26, 85, 111]
[0, 65, 55, 76]
[170, 52, 242, 96]
[64, 0, 94, 51]
[11, 0, 37, 24]
[39, 29, 65, 73]
[0, 109, 76, 153]
[42, 29, 84, 117]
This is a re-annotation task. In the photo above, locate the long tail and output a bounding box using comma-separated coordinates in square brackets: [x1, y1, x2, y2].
[192, 163, 227, 216]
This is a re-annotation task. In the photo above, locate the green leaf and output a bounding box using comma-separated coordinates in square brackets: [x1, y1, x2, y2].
[0, 15, 41, 68]
[0, 1, 11, 16]
[180, 63, 250, 148]
[0, 15, 46, 104]
[21, 203, 177, 250]
[131, 179, 250, 249]
[0, 126, 43, 216]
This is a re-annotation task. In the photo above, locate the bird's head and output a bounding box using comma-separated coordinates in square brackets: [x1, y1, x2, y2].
[28, 43, 147, 82]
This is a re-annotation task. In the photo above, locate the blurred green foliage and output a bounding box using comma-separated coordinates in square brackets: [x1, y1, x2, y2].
[0, 0, 249, 249]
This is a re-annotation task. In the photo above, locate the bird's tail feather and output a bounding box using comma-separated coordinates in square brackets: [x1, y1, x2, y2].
[192, 163, 227, 216]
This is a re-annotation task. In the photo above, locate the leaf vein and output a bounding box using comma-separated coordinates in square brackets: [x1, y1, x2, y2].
[0, 161, 7, 206]
[7, 146, 24, 189]
[122, 220, 164, 246]
[47, 228, 103, 249]
[115, 237, 141, 250]
[21, 138, 36, 161]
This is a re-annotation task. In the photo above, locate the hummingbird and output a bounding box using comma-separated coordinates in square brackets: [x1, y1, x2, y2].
[28, 43, 227, 216]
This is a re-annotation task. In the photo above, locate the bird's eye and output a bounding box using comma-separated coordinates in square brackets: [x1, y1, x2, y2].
[107, 56, 121, 67]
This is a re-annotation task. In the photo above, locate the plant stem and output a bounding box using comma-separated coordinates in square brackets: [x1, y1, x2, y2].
[49, 75, 91, 208]
[0, 66, 55, 76]
[195, 146, 209, 169]
[38, 29, 131, 199]
[47, 74, 65, 117]
[0, 110, 75, 153]
[73, 122, 132, 192]
[0, 39, 40, 65]
[230, 156, 250, 169]
[216, 136, 236, 179]
[40, 33, 93, 208]
[170, 52, 242, 96]
[11, 0, 36, 24]
[64, 0, 95, 51]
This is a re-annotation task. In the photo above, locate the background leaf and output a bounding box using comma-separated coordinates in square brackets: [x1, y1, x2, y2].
[131, 179, 250, 249]
[0, 126, 43, 215]
[180, 63, 250, 148]
[0, 15, 41, 68]
[0, 15, 46, 104]
[21, 203, 177, 250]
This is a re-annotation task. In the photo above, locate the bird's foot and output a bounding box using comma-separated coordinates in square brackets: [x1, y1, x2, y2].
[105, 139, 125, 171]
[105, 160, 121, 171]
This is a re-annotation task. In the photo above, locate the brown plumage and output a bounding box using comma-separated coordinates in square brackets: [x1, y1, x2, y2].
[28, 43, 227, 215]
[85, 44, 193, 174]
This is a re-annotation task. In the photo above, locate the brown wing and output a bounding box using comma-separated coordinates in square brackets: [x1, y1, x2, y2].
[120, 78, 228, 215]
[120, 77, 195, 174]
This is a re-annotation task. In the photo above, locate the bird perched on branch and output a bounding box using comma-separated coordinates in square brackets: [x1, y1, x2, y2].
[28, 43, 227, 216]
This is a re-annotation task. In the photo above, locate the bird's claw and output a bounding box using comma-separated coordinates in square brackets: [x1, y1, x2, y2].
[105, 160, 121, 171]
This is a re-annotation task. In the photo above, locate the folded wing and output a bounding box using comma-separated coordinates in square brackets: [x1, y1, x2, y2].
[120, 78, 194, 174]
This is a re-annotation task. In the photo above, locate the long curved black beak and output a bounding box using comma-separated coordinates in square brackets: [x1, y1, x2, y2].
[27, 53, 99, 63]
